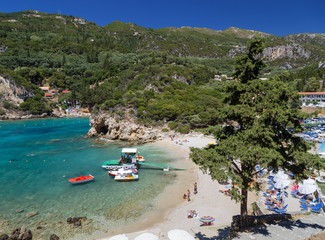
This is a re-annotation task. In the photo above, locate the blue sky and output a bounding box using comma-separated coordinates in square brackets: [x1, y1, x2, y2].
[1, 0, 324, 36]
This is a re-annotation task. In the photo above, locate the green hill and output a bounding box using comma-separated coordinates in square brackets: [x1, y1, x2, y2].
[0, 10, 324, 122]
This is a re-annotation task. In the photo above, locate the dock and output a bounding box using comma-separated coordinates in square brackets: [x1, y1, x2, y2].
[138, 162, 186, 170]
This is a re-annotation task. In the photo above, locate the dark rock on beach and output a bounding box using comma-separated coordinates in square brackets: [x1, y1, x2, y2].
[67, 217, 87, 227]
[9, 226, 32, 240]
[0, 234, 9, 240]
[49, 234, 59, 240]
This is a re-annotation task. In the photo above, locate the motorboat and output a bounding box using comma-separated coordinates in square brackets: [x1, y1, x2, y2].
[68, 175, 94, 184]
[108, 165, 138, 176]
[102, 148, 144, 170]
[114, 172, 138, 181]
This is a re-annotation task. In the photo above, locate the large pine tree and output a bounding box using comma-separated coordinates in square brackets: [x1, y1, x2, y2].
[190, 38, 324, 227]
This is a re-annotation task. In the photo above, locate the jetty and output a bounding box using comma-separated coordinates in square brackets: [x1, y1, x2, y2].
[138, 162, 186, 170]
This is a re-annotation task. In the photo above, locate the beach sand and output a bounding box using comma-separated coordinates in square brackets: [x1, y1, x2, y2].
[99, 133, 257, 239]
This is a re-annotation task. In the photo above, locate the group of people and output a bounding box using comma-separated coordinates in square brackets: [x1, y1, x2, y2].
[183, 182, 198, 201]
[187, 210, 198, 218]
[219, 189, 231, 197]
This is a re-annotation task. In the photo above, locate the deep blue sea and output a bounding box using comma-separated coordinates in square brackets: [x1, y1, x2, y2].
[0, 118, 176, 239]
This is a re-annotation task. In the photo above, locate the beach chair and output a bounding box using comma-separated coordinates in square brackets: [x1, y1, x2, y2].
[300, 198, 319, 205]
[263, 193, 270, 198]
[301, 203, 323, 213]
[274, 204, 288, 214]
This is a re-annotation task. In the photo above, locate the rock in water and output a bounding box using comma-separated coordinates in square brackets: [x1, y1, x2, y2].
[0, 234, 9, 240]
[87, 111, 163, 143]
[25, 211, 38, 218]
[50, 233, 59, 240]
[10, 226, 32, 240]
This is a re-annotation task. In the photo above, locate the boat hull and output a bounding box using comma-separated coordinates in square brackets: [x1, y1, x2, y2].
[114, 174, 138, 181]
[69, 175, 94, 184]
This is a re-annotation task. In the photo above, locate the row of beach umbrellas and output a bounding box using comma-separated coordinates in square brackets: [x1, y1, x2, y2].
[271, 171, 317, 194]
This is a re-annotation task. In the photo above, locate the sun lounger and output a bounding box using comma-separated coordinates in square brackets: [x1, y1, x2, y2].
[301, 203, 323, 213]
[300, 198, 319, 205]
[274, 204, 288, 214]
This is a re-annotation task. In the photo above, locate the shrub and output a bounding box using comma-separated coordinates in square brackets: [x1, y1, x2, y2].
[176, 125, 190, 134]
[0, 109, 5, 115]
[162, 128, 169, 132]
[168, 121, 178, 130]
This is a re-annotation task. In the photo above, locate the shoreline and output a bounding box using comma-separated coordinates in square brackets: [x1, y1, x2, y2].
[97, 133, 257, 240]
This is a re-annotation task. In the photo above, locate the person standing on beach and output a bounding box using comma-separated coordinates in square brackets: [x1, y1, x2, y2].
[187, 189, 191, 201]
[194, 182, 198, 194]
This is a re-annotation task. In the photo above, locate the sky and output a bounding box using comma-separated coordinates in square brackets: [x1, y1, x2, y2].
[1, 0, 324, 36]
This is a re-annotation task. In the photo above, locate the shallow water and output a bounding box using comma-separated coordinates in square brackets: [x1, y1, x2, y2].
[0, 118, 176, 239]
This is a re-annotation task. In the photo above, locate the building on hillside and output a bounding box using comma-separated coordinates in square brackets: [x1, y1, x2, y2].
[39, 87, 49, 91]
[61, 90, 71, 94]
[44, 93, 53, 98]
[299, 92, 325, 102]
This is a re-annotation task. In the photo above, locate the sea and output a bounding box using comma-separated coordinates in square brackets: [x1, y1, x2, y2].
[0, 117, 177, 239]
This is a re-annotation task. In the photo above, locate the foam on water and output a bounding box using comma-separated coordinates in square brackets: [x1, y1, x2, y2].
[0, 118, 175, 239]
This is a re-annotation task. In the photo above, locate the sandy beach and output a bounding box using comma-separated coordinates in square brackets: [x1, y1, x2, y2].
[99, 133, 257, 239]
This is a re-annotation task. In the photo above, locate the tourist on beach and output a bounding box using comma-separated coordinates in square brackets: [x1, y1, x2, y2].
[187, 189, 191, 201]
[194, 182, 198, 194]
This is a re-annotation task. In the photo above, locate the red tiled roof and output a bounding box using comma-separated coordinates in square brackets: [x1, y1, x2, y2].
[44, 93, 53, 97]
[62, 90, 71, 93]
[298, 92, 325, 95]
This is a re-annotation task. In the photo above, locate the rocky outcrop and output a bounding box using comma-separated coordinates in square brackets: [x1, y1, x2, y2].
[228, 44, 311, 61]
[263, 43, 311, 61]
[87, 111, 163, 143]
[0, 75, 34, 107]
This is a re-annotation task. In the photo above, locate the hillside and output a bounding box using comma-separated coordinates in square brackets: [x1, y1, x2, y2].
[0, 10, 324, 122]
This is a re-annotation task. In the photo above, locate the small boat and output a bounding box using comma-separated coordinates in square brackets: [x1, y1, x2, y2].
[102, 148, 145, 170]
[108, 168, 138, 177]
[69, 175, 94, 184]
[114, 172, 138, 182]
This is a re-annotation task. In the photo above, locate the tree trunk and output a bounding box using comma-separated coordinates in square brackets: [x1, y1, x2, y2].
[240, 188, 248, 228]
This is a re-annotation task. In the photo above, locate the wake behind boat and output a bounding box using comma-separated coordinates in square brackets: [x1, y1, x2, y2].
[69, 175, 94, 184]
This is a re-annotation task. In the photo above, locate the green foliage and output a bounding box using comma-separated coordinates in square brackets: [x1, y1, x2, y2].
[233, 38, 267, 83]
[3, 101, 16, 109]
[19, 93, 51, 114]
[0, 109, 5, 115]
[176, 125, 190, 134]
[168, 122, 178, 130]
[190, 39, 324, 227]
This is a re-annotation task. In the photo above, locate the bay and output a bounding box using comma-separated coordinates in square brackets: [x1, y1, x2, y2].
[0, 118, 176, 239]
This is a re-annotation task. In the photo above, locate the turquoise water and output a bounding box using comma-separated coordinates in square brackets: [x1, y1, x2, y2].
[0, 118, 176, 239]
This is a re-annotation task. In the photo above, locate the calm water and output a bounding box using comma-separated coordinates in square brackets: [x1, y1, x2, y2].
[0, 118, 176, 239]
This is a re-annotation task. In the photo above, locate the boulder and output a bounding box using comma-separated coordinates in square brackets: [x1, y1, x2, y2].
[25, 211, 38, 218]
[0, 234, 9, 240]
[49, 234, 59, 240]
[87, 111, 163, 143]
[9, 226, 32, 240]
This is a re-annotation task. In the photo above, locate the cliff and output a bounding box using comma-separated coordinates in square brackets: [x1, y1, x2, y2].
[0, 75, 49, 119]
[87, 111, 165, 143]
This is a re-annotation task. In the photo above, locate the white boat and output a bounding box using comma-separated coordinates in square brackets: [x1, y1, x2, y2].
[108, 165, 138, 176]
[121, 148, 146, 162]
[114, 172, 138, 181]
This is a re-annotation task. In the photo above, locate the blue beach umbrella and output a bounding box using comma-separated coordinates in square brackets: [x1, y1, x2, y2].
[199, 216, 215, 223]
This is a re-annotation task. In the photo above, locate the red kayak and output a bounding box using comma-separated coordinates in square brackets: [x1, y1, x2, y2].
[69, 175, 94, 184]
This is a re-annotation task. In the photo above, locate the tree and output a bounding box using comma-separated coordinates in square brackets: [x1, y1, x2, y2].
[190, 39, 324, 228]
[233, 38, 266, 83]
